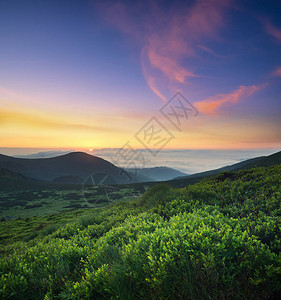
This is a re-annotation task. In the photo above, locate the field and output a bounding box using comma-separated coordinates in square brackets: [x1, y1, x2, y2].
[0, 183, 146, 219]
[0, 165, 281, 299]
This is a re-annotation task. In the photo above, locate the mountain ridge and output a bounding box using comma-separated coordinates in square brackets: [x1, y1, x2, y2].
[0, 150, 280, 186]
[168, 150, 281, 187]
[0, 152, 138, 184]
[125, 166, 187, 181]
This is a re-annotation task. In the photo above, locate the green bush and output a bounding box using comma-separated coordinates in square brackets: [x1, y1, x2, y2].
[0, 165, 281, 299]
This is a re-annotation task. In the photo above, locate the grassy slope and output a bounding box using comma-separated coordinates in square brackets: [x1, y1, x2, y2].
[168, 150, 281, 188]
[0, 165, 281, 299]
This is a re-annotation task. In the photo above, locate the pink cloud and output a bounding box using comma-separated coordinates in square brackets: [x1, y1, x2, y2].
[142, 0, 232, 92]
[141, 54, 167, 102]
[272, 67, 281, 77]
[194, 83, 266, 115]
[96, 0, 232, 101]
[264, 21, 281, 43]
[146, 44, 196, 83]
[100, 2, 138, 38]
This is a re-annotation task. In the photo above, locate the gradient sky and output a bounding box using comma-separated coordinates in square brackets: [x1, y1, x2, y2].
[0, 0, 280, 152]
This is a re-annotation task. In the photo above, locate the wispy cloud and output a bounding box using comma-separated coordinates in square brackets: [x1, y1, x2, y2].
[263, 20, 281, 77]
[264, 20, 281, 44]
[196, 44, 226, 58]
[272, 66, 281, 77]
[194, 83, 266, 115]
[96, 0, 232, 101]
[141, 53, 167, 102]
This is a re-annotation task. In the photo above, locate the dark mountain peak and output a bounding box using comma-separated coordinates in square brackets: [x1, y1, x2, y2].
[58, 151, 90, 158]
[51, 151, 108, 162]
[53, 151, 114, 166]
[51, 151, 98, 161]
[0, 151, 120, 183]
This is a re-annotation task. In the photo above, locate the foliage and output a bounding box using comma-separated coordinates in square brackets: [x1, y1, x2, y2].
[0, 165, 281, 299]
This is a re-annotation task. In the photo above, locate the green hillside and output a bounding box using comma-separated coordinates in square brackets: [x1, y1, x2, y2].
[0, 167, 33, 183]
[0, 165, 281, 299]
[168, 150, 281, 188]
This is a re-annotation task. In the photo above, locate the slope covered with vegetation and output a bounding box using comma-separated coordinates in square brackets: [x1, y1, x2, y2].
[170, 150, 281, 188]
[0, 165, 281, 299]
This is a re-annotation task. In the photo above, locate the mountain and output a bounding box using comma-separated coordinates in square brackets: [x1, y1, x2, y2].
[237, 150, 281, 168]
[1, 150, 280, 187]
[169, 150, 281, 187]
[0, 152, 153, 185]
[125, 166, 187, 181]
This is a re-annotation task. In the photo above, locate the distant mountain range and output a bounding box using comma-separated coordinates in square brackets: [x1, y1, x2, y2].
[125, 167, 187, 181]
[0, 150, 280, 186]
[0, 152, 185, 184]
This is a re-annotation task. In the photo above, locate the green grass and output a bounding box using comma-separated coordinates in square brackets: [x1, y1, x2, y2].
[0, 184, 144, 219]
[0, 165, 281, 299]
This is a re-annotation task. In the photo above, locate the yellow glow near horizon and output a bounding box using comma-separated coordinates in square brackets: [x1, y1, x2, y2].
[0, 98, 280, 151]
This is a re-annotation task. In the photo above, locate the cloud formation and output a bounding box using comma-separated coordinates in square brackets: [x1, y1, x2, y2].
[272, 67, 281, 77]
[194, 84, 266, 115]
[264, 20, 281, 43]
[97, 0, 232, 101]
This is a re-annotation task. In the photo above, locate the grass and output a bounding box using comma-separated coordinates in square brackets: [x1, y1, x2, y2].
[0, 184, 145, 219]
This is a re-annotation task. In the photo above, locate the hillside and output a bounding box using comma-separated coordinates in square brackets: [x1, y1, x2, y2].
[1, 151, 279, 187]
[0, 167, 35, 183]
[125, 166, 187, 181]
[0, 164, 280, 299]
[170, 150, 281, 187]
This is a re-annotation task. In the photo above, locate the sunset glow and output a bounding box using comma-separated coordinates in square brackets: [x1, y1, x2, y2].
[0, 0, 280, 152]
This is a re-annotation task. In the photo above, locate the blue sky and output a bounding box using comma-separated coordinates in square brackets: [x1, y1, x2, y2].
[0, 0, 280, 152]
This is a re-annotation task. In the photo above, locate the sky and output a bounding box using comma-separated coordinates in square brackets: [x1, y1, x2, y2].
[0, 0, 281, 154]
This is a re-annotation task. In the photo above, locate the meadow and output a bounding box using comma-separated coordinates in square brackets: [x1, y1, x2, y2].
[0, 183, 145, 219]
[0, 165, 280, 299]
